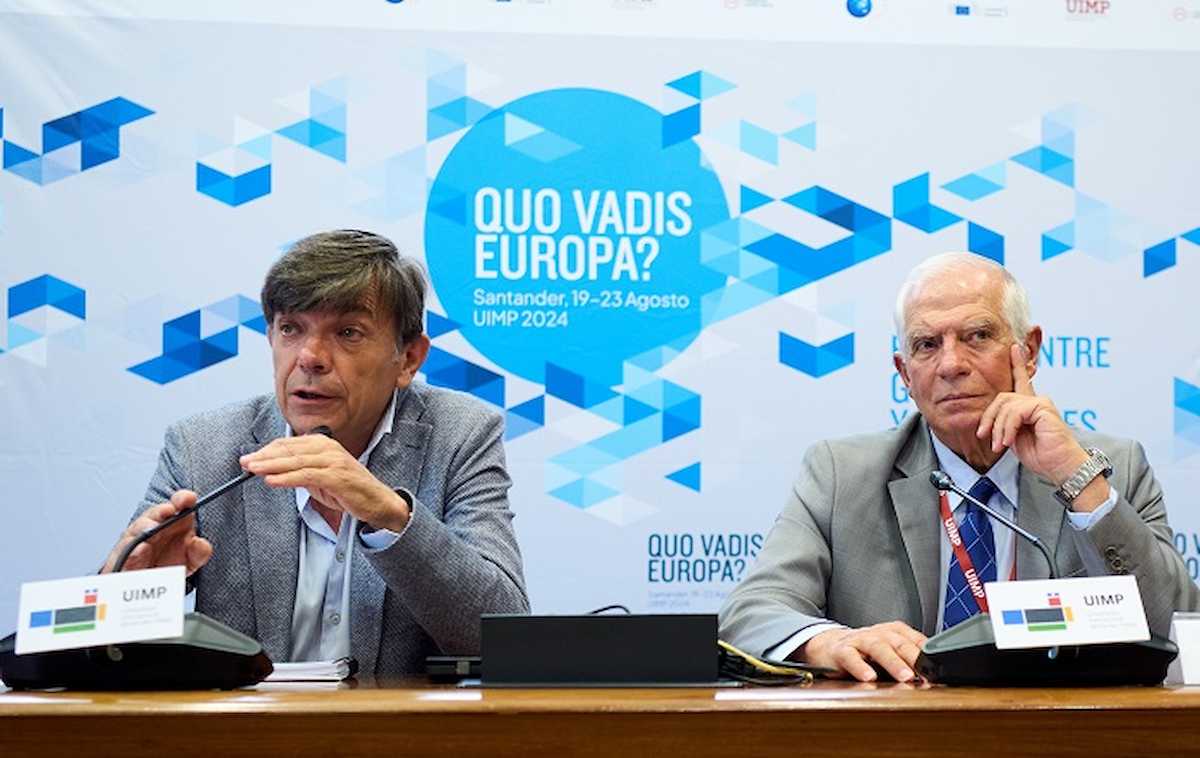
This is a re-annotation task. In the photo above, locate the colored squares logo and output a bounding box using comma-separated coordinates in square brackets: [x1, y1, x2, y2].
[1001, 593, 1074, 632]
[29, 589, 107, 634]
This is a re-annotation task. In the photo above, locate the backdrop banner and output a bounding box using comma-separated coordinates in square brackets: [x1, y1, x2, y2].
[1, 1, 1198, 627]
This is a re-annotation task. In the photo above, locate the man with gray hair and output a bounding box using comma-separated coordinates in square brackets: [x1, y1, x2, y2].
[719, 252, 1198, 682]
[102, 229, 528, 676]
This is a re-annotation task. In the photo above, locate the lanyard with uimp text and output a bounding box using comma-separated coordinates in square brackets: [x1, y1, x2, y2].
[939, 492, 1016, 614]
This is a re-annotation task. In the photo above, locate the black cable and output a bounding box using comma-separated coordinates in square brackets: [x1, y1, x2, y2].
[112, 425, 334, 572]
[586, 604, 632, 615]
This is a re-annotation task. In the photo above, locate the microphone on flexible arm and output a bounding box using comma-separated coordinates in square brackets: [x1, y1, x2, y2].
[915, 469, 1176, 686]
[111, 425, 335, 572]
[929, 470, 1057, 580]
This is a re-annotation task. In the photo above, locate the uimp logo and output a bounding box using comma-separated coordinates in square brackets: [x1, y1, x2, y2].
[29, 589, 107, 635]
[1001, 592, 1074, 632]
[1066, 0, 1110, 14]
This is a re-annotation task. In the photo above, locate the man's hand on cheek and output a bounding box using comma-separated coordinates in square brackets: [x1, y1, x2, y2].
[240, 435, 411, 532]
[976, 343, 1089, 484]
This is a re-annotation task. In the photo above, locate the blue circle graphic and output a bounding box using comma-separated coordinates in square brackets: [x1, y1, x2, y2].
[847, 0, 872, 18]
[425, 88, 729, 387]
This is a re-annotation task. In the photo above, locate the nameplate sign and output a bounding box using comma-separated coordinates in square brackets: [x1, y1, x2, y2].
[15, 567, 185, 655]
[985, 575, 1148, 650]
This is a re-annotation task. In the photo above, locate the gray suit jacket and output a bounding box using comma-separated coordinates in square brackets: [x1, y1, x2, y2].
[719, 413, 1199, 656]
[133, 382, 529, 676]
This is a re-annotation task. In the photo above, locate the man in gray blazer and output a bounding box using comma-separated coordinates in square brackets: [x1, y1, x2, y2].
[719, 252, 1198, 683]
[102, 230, 528, 676]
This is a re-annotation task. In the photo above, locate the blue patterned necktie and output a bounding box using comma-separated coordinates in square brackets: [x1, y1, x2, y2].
[942, 476, 1000, 630]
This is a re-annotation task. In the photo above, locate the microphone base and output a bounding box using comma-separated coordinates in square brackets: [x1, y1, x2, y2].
[0, 612, 273, 690]
[916, 614, 1177, 686]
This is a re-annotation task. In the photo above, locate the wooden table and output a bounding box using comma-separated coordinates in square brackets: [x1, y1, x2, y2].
[3, 681, 1199, 757]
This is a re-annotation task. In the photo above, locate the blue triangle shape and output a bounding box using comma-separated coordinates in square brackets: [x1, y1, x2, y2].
[666, 462, 701, 492]
[509, 395, 546, 426]
[666, 71, 704, 100]
[7, 322, 41, 349]
[740, 185, 773, 213]
[427, 311, 460, 338]
[1041, 234, 1073, 260]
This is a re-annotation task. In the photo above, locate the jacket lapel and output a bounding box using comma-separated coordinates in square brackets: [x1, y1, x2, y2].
[350, 388, 433, 674]
[1015, 470, 1066, 580]
[239, 403, 298, 663]
[887, 416, 943, 636]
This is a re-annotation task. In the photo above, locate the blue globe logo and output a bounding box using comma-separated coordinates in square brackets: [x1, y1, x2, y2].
[847, 0, 872, 17]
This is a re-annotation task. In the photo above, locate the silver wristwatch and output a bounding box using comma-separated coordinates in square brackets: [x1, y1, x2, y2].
[1053, 447, 1113, 507]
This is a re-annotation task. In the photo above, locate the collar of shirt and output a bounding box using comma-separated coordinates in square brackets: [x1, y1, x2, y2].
[289, 389, 400, 537]
[929, 432, 1020, 513]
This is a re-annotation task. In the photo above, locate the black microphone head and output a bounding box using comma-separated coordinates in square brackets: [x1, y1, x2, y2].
[929, 470, 953, 491]
[310, 425, 334, 438]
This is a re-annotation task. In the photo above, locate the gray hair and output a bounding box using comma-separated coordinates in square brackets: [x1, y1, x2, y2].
[893, 252, 1031, 358]
[262, 229, 427, 348]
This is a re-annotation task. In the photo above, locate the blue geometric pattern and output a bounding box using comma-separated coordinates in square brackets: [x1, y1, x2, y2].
[427, 51, 495, 141]
[666, 71, 735, 101]
[128, 295, 267, 384]
[666, 462, 701, 492]
[9, 275, 86, 320]
[893, 173, 961, 233]
[1144, 239, 1177, 278]
[424, 345, 505, 408]
[2, 98, 153, 185]
[738, 187, 892, 295]
[1175, 378, 1200, 451]
[546, 355, 701, 509]
[661, 70, 735, 149]
[968, 222, 1005, 264]
[1042, 221, 1074, 260]
[418, 312, 545, 441]
[1011, 110, 1076, 187]
[942, 161, 1006, 201]
[196, 79, 346, 207]
[662, 104, 701, 148]
[1142, 228, 1199, 278]
[503, 112, 581, 162]
[3, 275, 87, 364]
[506, 395, 545, 441]
[779, 332, 854, 378]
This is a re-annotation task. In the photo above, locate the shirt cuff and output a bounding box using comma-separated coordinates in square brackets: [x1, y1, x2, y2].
[765, 622, 846, 662]
[357, 488, 416, 549]
[1065, 485, 1119, 530]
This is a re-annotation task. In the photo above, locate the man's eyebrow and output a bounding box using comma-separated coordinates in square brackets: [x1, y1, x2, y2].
[961, 318, 1000, 330]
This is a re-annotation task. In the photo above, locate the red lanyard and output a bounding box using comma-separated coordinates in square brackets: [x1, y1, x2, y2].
[939, 492, 1016, 615]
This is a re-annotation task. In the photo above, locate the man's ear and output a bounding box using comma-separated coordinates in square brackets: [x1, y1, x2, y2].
[1023, 326, 1043, 380]
[893, 352, 911, 388]
[396, 334, 431, 389]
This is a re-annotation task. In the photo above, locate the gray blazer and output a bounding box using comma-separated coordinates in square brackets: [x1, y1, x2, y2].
[719, 413, 1199, 656]
[132, 382, 529, 676]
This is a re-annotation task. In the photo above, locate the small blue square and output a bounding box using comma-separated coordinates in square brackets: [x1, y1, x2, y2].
[1002, 610, 1024, 625]
[30, 610, 52, 628]
[955, 5, 970, 15]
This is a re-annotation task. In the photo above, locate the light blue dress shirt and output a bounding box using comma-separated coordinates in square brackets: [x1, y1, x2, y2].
[287, 390, 411, 662]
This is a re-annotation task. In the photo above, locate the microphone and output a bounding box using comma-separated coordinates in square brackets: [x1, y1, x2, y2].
[917, 469, 1177, 687]
[111, 425, 334, 572]
[929, 470, 1056, 580]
